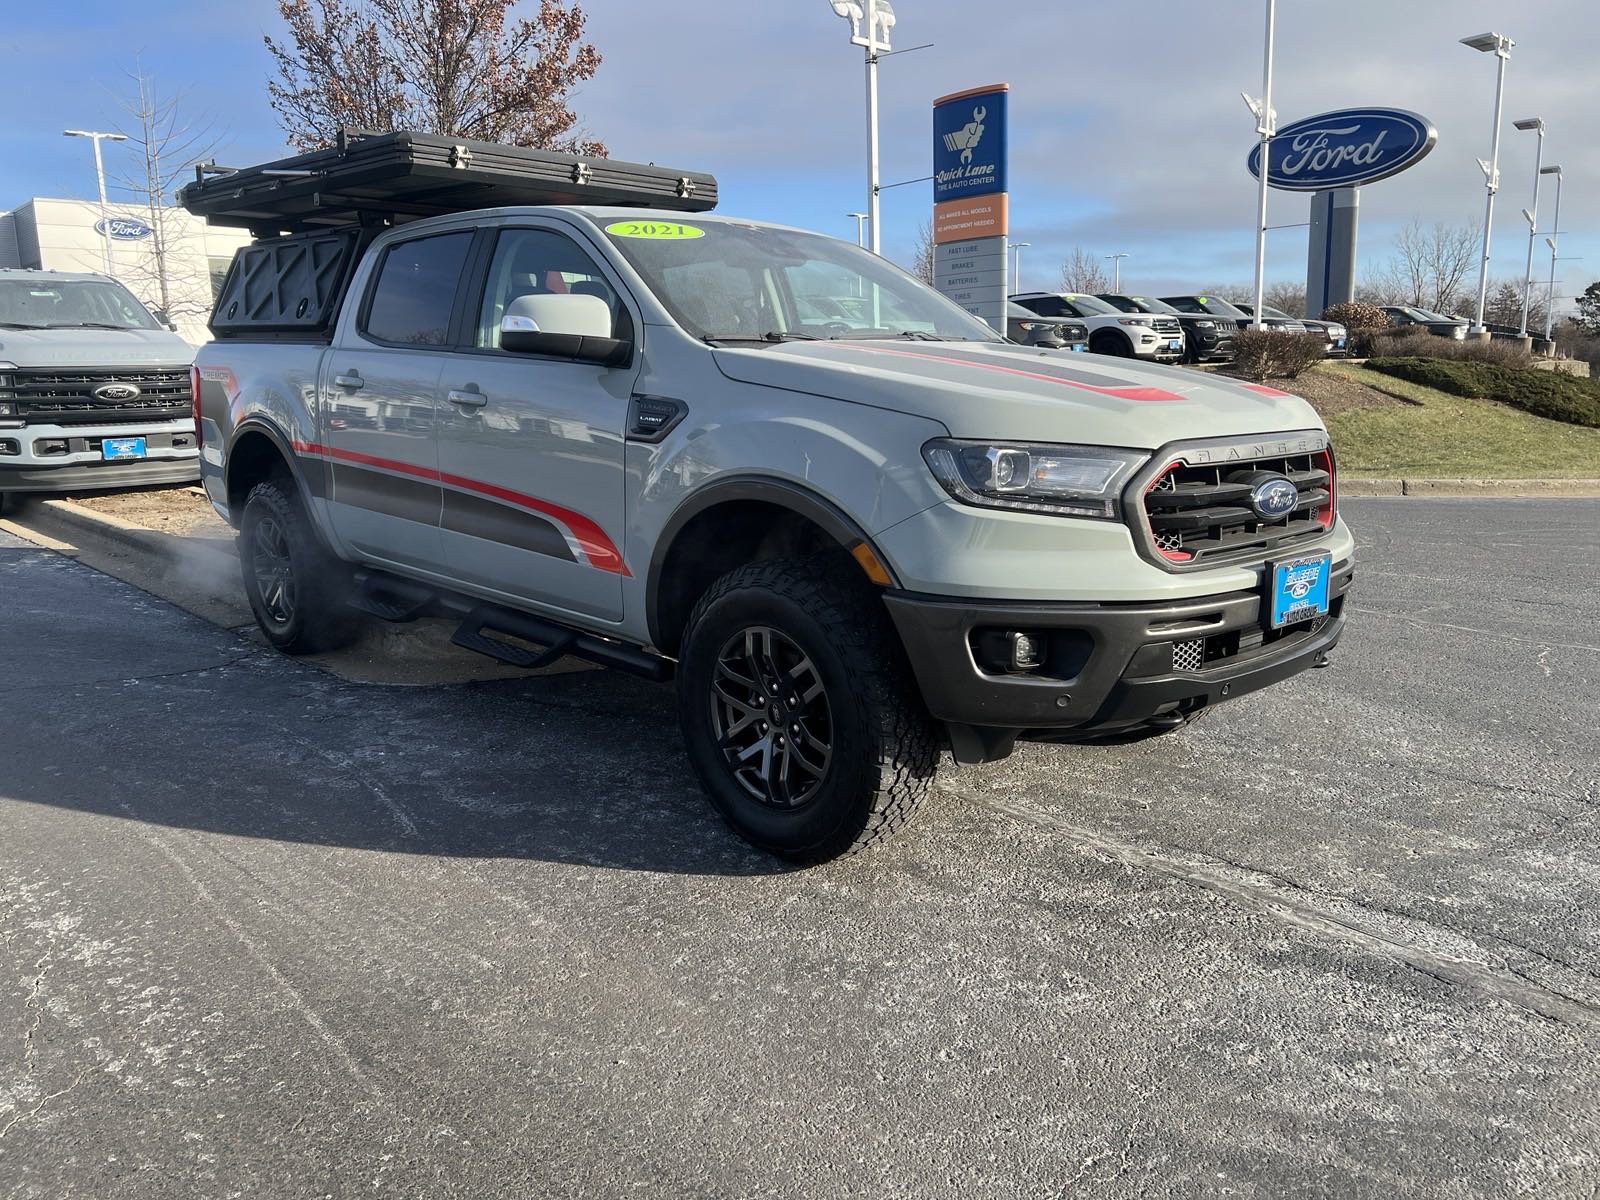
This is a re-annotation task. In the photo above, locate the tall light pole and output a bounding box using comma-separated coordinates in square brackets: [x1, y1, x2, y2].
[63, 128, 128, 274]
[847, 212, 868, 246]
[829, 0, 895, 255]
[1512, 117, 1544, 339]
[1010, 242, 1030, 291]
[1244, 0, 1278, 331]
[1541, 165, 1562, 343]
[1105, 252, 1129, 292]
[1461, 32, 1513, 336]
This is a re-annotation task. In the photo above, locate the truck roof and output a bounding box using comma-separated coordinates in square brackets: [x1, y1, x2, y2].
[179, 129, 718, 236]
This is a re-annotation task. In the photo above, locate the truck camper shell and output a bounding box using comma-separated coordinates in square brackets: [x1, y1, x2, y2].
[179, 129, 718, 341]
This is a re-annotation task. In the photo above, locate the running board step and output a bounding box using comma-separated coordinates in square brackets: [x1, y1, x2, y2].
[450, 604, 674, 682]
[349, 572, 436, 623]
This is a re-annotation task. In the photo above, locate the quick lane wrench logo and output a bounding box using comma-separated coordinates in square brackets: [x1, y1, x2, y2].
[942, 106, 986, 165]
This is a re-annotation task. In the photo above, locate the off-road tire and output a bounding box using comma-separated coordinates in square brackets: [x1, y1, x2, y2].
[238, 475, 359, 654]
[677, 556, 939, 863]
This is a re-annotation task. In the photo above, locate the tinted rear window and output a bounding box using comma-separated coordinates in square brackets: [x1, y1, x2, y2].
[364, 232, 473, 346]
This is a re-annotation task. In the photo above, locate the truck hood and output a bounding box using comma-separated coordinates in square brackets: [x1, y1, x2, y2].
[0, 326, 196, 368]
[711, 339, 1323, 447]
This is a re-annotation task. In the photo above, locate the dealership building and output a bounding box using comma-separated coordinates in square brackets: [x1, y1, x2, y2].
[0, 197, 250, 344]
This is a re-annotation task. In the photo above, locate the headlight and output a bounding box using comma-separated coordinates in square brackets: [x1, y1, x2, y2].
[1193, 320, 1215, 329]
[1117, 317, 1153, 327]
[922, 439, 1149, 520]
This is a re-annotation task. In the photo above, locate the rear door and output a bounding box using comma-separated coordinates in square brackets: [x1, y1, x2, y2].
[435, 224, 638, 623]
[320, 229, 474, 572]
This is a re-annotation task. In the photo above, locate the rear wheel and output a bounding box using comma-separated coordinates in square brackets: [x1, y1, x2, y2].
[677, 557, 938, 863]
[238, 476, 359, 654]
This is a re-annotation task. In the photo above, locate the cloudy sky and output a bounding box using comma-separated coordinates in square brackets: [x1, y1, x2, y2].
[3, 0, 1594, 308]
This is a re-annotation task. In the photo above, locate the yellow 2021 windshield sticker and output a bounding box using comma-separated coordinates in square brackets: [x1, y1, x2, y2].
[605, 221, 705, 240]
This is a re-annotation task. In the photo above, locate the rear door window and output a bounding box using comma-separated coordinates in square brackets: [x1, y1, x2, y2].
[362, 231, 473, 347]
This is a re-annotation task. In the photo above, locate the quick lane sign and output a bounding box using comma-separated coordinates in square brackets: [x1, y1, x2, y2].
[933, 82, 1009, 332]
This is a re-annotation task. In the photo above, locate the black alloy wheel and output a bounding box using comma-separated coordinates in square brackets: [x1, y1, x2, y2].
[250, 511, 297, 627]
[710, 625, 834, 809]
[238, 476, 359, 654]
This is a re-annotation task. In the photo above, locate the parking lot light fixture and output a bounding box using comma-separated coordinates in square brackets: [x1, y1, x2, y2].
[847, 212, 868, 246]
[1011, 242, 1029, 290]
[63, 128, 129, 274]
[829, 0, 895, 254]
[1105, 252, 1129, 293]
[1540, 164, 1562, 342]
[1247, 0, 1278, 331]
[1512, 117, 1545, 338]
[1461, 31, 1513, 336]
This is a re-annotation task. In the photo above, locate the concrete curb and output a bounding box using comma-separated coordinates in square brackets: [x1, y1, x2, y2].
[28, 498, 238, 562]
[1343, 479, 1600, 498]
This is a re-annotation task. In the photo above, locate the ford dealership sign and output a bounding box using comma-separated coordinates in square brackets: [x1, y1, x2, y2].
[1248, 108, 1437, 191]
[95, 216, 154, 241]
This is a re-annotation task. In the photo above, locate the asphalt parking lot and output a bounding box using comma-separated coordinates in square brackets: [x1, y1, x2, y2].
[2, 497, 1597, 1198]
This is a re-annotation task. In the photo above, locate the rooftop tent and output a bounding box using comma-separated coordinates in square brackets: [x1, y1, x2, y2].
[178, 130, 718, 237]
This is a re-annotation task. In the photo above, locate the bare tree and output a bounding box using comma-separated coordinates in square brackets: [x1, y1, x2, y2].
[265, 0, 605, 154]
[1388, 220, 1477, 312]
[111, 66, 222, 324]
[1483, 278, 1546, 331]
[1059, 246, 1108, 293]
[1264, 282, 1306, 318]
[911, 221, 935, 286]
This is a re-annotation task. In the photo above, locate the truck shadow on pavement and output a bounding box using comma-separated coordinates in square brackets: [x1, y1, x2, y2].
[2, 544, 795, 878]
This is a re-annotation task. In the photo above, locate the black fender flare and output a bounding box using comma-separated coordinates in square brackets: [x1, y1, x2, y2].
[224, 417, 326, 517]
[645, 475, 899, 648]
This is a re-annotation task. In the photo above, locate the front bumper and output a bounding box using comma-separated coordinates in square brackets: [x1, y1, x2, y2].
[0, 418, 198, 493]
[884, 557, 1353, 744]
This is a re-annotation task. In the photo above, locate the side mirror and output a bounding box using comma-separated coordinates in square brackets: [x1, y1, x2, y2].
[500, 293, 631, 367]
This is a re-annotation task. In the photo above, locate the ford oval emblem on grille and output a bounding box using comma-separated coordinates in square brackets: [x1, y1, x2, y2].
[92, 383, 142, 402]
[1250, 477, 1299, 520]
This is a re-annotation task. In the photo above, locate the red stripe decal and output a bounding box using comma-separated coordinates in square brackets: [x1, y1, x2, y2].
[840, 344, 1186, 403]
[293, 441, 629, 576]
[1240, 383, 1292, 398]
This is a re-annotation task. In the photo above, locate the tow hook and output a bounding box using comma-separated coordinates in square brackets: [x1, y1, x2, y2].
[1313, 651, 1332, 669]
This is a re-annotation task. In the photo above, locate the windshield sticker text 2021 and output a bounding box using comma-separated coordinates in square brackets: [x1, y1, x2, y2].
[605, 221, 705, 240]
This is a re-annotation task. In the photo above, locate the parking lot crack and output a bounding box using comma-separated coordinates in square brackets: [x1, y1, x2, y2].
[0, 651, 258, 694]
[957, 788, 1600, 1028]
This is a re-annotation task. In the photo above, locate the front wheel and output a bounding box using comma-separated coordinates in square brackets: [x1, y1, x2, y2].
[238, 476, 359, 654]
[1090, 331, 1133, 357]
[677, 558, 939, 863]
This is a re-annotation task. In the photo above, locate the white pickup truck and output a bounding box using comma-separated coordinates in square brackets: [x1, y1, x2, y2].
[186, 133, 1353, 862]
[0, 269, 197, 512]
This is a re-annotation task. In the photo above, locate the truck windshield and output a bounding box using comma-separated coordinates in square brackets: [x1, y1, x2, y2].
[601, 219, 1001, 344]
[1124, 295, 1181, 314]
[0, 278, 161, 330]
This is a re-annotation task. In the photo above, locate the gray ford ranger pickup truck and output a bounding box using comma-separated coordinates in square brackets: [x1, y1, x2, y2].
[0, 269, 198, 511]
[186, 134, 1352, 862]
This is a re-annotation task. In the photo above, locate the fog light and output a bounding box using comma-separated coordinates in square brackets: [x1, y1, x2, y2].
[1010, 631, 1042, 671]
[0, 439, 17, 456]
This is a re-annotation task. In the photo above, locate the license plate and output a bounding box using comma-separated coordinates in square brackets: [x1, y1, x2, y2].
[1335, 338, 1346, 348]
[1269, 553, 1331, 628]
[102, 437, 147, 462]
[1167, 339, 1182, 350]
[1070, 344, 1087, 352]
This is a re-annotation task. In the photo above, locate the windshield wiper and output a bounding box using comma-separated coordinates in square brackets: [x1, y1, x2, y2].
[47, 322, 136, 330]
[703, 331, 820, 345]
[0, 322, 48, 330]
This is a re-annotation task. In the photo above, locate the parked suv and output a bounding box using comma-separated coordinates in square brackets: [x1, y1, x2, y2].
[187, 133, 1353, 863]
[1006, 303, 1088, 351]
[1231, 303, 1309, 335]
[0, 269, 197, 512]
[1011, 292, 1184, 361]
[1098, 294, 1236, 364]
[1380, 305, 1468, 340]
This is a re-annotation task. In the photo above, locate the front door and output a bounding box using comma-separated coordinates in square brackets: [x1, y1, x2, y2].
[320, 229, 474, 572]
[436, 225, 636, 623]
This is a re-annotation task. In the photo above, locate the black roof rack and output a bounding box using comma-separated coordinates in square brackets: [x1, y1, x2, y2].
[178, 129, 717, 236]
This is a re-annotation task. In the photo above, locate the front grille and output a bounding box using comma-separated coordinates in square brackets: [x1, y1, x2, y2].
[1139, 448, 1334, 567]
[1172, 637, 1204, 671]
[1152, 317, 1182, 336]
[13, 367, 192, 426]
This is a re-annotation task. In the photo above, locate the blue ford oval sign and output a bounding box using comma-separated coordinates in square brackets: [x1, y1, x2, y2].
[1248, 108, 1437, 191]
[95, 216, 154, 241]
